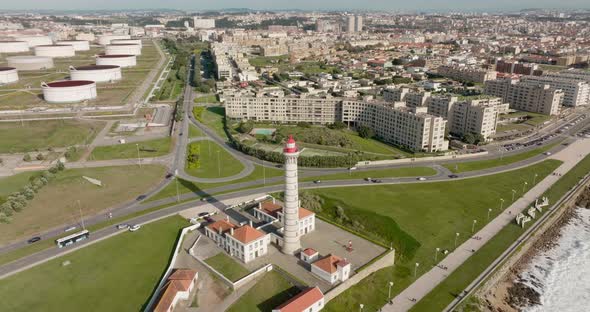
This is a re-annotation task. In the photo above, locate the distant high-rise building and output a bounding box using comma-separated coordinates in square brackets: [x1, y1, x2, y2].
[347, 15, 355, 33]
[346, 15, 363, 33]
[355, 15, 364, 33]
[193, 17, 215, 29]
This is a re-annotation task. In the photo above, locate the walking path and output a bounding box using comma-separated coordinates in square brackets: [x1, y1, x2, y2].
[384, 138, 590, 311]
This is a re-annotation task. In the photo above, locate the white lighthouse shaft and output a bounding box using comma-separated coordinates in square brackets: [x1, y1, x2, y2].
[282, 151, 301, 254]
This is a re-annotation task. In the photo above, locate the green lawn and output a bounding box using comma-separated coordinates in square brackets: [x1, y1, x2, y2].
[184, 140, 244, 179]
[411, 153, 590, 311]
[189, 124, 204, 138]
[199, 106, 227, 139]
[0, 165, 166, 245]
[0, 216, 189, 312]
[0, 171, 39, 199]
[302, 167, 437, 182]
[194, 94, 219, 104]
[89, 137, 172, 160]
[227, 270, 300, 312]
[0, 120, 104, 153]
[443, 142, 560, 173]
[204, 252, 250, 281]
[320, 160, 562, 312]
[147, 164, 283, 202]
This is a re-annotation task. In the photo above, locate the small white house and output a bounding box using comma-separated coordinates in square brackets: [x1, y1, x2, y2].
[311, 254, 351, 285]
[300, 248, 319, 263]
[154, 269, 198, 312]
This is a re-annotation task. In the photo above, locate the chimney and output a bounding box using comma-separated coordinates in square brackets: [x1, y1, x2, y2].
[218, 227, 222, 235]
[258, 202, 262, 209]
[230, 228, 234, 236]
[225, 215, 229, 222]
[249, 220, 253, 227]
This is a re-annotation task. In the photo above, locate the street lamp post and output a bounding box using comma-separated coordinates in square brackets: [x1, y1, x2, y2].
[500, 198, 505, 210]
[533, 173, 538, 185]
[262, 159, 266, 185]
[359, 304, 364, 312]
[523, 181, 528, 193]
[487, 208, 492, 221]
[414, 262, 420, 277]
[454, 232, 460, 249]
[217, 150, 221, 177]
[512, 189, 516, 202]
[136, 144, 141, 168]
[472, 219, 477, 233]
[175, 169, 180, 202]
[388, 281, 394, 301]
[435, 247, 440, 262]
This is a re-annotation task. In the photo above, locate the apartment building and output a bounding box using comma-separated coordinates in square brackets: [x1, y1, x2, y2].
[445, 98, 508, 141]
[405, 91, 431, 107]
[225, 95, 449, 152]
[521, 75, 589, 107]
[383, 87, 410, 102]
[342, 101, 448, 152]
[437, 65, 497, 83]
[205, 219, 271, 264]
[484, 79, 563, 115]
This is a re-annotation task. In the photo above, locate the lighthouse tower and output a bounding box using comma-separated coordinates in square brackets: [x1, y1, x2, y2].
[282, 135, 301, 255]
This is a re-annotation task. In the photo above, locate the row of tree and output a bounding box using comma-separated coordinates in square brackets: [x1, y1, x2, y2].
[186, 144, 201, 169]
[0, 162, 65, 224]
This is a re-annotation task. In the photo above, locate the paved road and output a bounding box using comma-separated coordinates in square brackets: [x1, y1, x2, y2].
[383, 138, 590, 312]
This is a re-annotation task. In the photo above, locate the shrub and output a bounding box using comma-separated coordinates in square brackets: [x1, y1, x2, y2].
[36, 153, 45, 161]
[358, 125, 375, 139]
[23, 154, 32, 162]
[186, 144, 201, 169]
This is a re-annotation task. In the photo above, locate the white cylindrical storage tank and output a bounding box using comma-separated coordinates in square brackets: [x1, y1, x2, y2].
[111, 38, 142, 48]
[95, 54, 136, 68]
[105, 44, 141, 56]
[14, 35, 53, 47]
[76, 33, 95, 42]
[55, 40, 90, 51]
[0, 67, 19, 84]
[0, 41, 29, 53]
[97, 34, 130, 46]
[7, 56, 54, 71]
[34, 44, 75, 58]
[69, 65, 122, 83]
[41, 80, 97, 103]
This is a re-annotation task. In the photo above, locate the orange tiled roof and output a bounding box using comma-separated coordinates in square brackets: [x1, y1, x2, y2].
[207, 219, 236, 234]
[168, 269, 197, 283]
[302, 248, 317, 256]
[312, 254, 343, 274]
[298, 207, 314, 219]
[231, 225, 265, 244]
[273, 286, 324, 312]
[260, 200, 283, 216]
[154, 269, 198, 312]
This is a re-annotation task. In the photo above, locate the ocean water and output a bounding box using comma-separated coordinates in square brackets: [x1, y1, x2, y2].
[521, 207, 590, 312]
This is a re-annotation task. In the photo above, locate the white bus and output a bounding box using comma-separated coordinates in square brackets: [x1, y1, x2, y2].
[55, 230, 90, 248]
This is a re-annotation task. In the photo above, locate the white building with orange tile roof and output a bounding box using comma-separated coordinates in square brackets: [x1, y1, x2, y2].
[272, 286, 325, 312]
[153, 269, 198, 312]
[205, 218, 270, 263]
[253, 198, 316, 236]
[311, 254, 351, 285]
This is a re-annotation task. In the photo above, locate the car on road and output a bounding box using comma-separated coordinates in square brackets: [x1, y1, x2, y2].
[544, 152, 552, 156]
[372, 179, 383, 183]
[313, 180, 321, 184]
[64, 226, 77, 232]
[117, 224, 129, 230]
[449, 174, 459, 179]
[165, 173, 174, 179]
[179, 132, 183, 136]
[136, 195, 147, 201]
[417, 177, 427, 181]
[364, 177, 372, 181]
[129, 224, 141, 232]
[27, 236, 41, 244]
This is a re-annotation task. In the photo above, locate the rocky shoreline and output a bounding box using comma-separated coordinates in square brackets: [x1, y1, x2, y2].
[476, 185, 590, 312]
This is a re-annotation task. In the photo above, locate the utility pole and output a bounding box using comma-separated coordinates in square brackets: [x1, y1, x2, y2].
[77, 200, 85, 230]
[262, 159, 266, 185]
[217, 150, 221, 177]
[136, 144, 141, 168]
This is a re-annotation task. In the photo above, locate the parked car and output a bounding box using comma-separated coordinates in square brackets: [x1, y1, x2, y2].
[204, 216, 214, 223]
[129, 224, 141, 232]
[417, 177, 427, 181]
[27, 236, 41, 244]
[136, 195, 147, 201]
[198, 212, 209, 217]
[117, 224, 129, 230]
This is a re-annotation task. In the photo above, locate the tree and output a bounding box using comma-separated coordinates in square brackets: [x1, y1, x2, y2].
[297, 122, 311, 128]
[56, 161, 65, 171]
[238, 121, 254, 134]
[23, 154, 32, 162]
[36, 153, 45, 161]
[463, 133, 476, 144]
[327, 121, 347, 130]
[357, 125, 375, 139]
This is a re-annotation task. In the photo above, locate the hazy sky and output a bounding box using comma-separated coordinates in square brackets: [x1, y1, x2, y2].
[2, 0, 589, 11]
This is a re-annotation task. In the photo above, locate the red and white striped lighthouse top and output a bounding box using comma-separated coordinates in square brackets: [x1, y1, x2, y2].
[283, 135, 298, 153]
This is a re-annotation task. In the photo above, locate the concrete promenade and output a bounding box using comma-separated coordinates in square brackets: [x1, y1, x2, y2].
[385, 138, 590, 311]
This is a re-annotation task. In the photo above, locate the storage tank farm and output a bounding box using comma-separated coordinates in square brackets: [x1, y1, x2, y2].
[69, 65, 122, 83]
[13, 35, 53, 47]
[95, 54, 137, 68]
[55, 40, 90, 51]
[97, 34, 130, 46]
[7, 56, 54, 71]
[0, 67, 19, 84]
[111, 38, 142, 48]
[0, 41, 29, 53]
[41, 80, 97, 103]
[105, 43, 141, 56]
[34, 44, 76, 58]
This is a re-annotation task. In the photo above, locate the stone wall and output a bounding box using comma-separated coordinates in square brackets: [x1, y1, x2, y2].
[325, 249, 396, 302]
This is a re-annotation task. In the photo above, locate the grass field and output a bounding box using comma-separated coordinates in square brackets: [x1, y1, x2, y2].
[0, 165, 166, 245]
[0, 216, 188, 312]
[411, 154, 590, 311]
[0, 120, 104, 153]
[320, 160, 562, 312]
[147, 164, 283, 202]
[0, 171, 39, 199]
[444, 142, 560, 173]
[198, 106, 227, 139]
[89, 137, 172, 161]
[184, 140, 244, 178]
[194, 94, 218, 103]
[302, 167, 437, 182]
[226, 270, 300, 312]
[204, 252, 250, 281]
[189, 124, 204, 138]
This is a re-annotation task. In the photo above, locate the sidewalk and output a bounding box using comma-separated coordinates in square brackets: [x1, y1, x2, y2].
[384, 138, 590, 311]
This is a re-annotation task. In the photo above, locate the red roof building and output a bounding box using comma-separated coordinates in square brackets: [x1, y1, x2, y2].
[272, 286, 325, 312]
[153, 269, 198, 312]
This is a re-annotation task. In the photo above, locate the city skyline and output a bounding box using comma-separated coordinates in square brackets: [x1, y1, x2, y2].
[2, 0, 590, 11]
